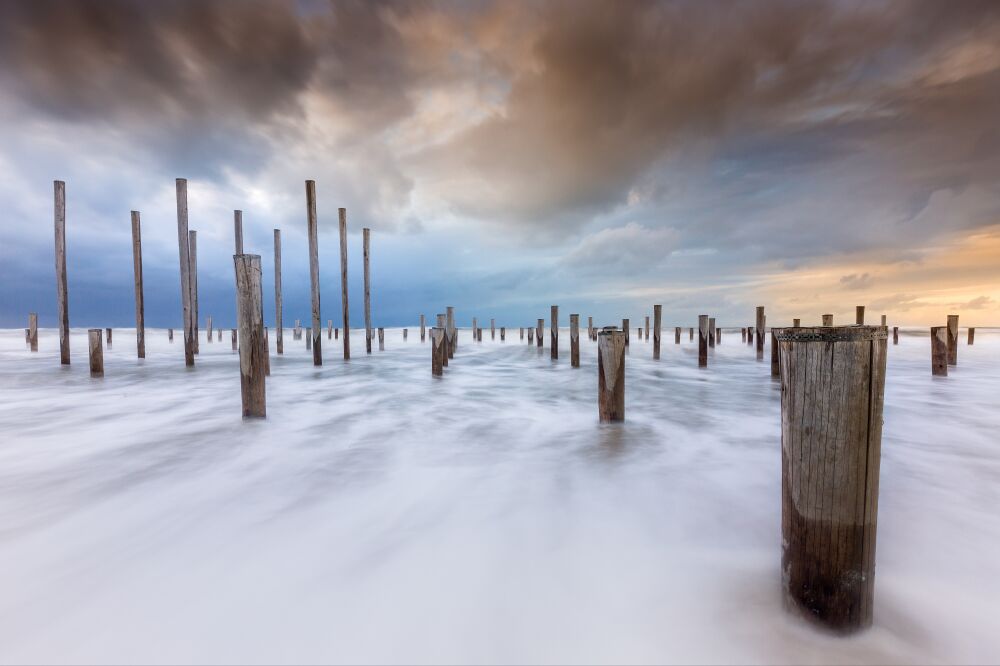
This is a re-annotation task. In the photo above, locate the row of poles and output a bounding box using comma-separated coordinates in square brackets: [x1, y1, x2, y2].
[29, 178, 981, 635]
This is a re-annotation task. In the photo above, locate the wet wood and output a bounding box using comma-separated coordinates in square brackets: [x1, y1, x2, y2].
[54, 180, 70, 365]
[273, 229, 283, 355]
[755, 306, 765, 360]
[88, 329, 103, 377]
[338, 207, 351, 360]
[653, 305, 662, 360]
[551, 305, 559, 359]
[570, 314, 580, 367]
[130, 211, 145, 358]
[947, 314, 958, 365]
[28, 313, 38, 352]
[931, 326, 948, 376]
[363, 226, 372, 354]
[770, 329, 779, 377]
[822, 314, 833, 326]
[306, 180, 323, 365]
[855, 305, 865, 325]
[778, 325, 886, 632]
[235, 254, 266, 418]
[597, 327, 626, 422]
[431, 327, 445, 376]
[698, 315, 709, 367]
[175, 179, 194, 366]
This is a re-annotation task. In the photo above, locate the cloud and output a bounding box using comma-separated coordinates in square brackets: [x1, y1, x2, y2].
[839, 273, 874, 290]
[560, 223, 678, 275]
[948, 295, 996, 310]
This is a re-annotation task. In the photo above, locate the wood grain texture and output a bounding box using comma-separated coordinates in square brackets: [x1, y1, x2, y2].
[88, 329, 103, 378]
[968, 327, 975, 345]
[932, 326, 948, 376]
[235, 254, 266, 418]
[823, 314, 833, 326]
[363, 227, 372, 355]
[54, 180, 70, 365]
[175, 179, 194, 366]
[570, 314, 580, 367]
[947, 314, 958, 365]
[431, 327, 445, 376]
[306, 180, 322, 365]
[777, 325, 887, 632]
[856, 305, 865, 325]
[338, 207, 350, 360]
[28, 313, 38, 352]
[653, 305, 662, 360]
[597, 327, 625, 422]
[130, 211, 145, 358]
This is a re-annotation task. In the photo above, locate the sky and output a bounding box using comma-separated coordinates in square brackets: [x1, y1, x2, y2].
[1, 0, 999, 329]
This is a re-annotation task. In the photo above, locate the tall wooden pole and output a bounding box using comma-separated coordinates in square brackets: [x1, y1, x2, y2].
[54, 180, 70, 365]
[623, 318, 630, 346]
[28, 313, 38, 352]
[471, 317, 477, 343]
[645, 315, 650, 342]
[698, 315, 708, 367]
[708, 317, 716, 348]
[777, 325, 886, 632]
[755, 306, 765, 360]
[551, 305, 559, 360]
[206, 316, 212, 343]
[491, 318, 496, 340]
[653, 305, 662, 360]
[363, 227, 372, 354]
[273, 229, 283, 354]
[338, 208, 350, 360]
[946, 314, 959, 366]
[570, 314, 580, 367]
[431, 327, 444, 376]
[446, 306, 455, 359]
[856, 305, 865, 325]
[88, 329, 103, 377]
[175, 179, 194, 366]
[234, 210, 244, 254]
[597, 327, 625, 422]
[674, 326, 681, 345]
[306, 180, 323, 365]
[536, 318, 544, 348]
[588, 316, 593, 340]
[129, 211, 145, 358]
[378, 327, 384, 351]
[235, 254, 266, 418]
[771, 329, 779, 376]
[328, 319, 333, 340]
[436, 314, 448, 367]
[420, 314, 426, 342]
[189, 229, 199, 355]
[689, 327, 693, 341]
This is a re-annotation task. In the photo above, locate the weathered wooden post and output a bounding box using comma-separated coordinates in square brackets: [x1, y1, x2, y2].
[420, 314, 426, 342]
[822, 314, 833, 326]
[235, 254, 266, 418]
[264, 327, 270, 376]
[856, 306, 865, 325]
[588, 316, 593, 340]
[623, 318, 630, 346]
[931, 326, 948, 376]
[232, 209, 243, 254]
[689, 327, 693, 341]
[338, 207, 351, 360]
[88, 329, 103, 378]
[378, 327, 384, 351]
[54, 180, 71, 365]
[674, 326, 681, 344]
[717, 327, 722, 344]
[335, 328, 339, 339]
[777, 325, 886, 632]
[273, 229, 283, 355]
[770, 329, 779, 377]
[653, 305, 662, 360]
[597, 327, 626, 422]
[431, 327, 445, 376]
[644, 315, 650, 342]
[28, 313, 38, 351]
[231, 329, 237, 351]
[306, 329, 312, 351]
[328, 319, 333, 340]
[708, 317, 716, 348]
[570, 314, 580, 367]
[698, 315, 709, 367]
[403, 328, 408, 341]
[491, 318, 496, 340]
[218, 329, 222, 342]
[520, 327, 524, 340]
[947, 314, 958, 366]
[446, 306, 455, 359]
[174, 179, 194, 366]
[477, 327, 483, 342]
[500, 327, 506, 341]
[206, 316, 212, 343]
[130, 211, 145, 359]
[528, 327, 534, 344]
[106, 327, 112, 347]
[880, 314, 887, 327]
[169, 328, 174, 342]
[747, 326, 753, 345]
[637, 326, 642, 341]
[436, 315, 448, 367]
[536, 318, 544, 348]
[294, 319, 301, 340]
[892, 327, 899, 345]
[742, 327, 747, 343]
[968, 327, 975, 345]
[189, 229, 199, 354]
[362, 227, 372, 354]
[551, 305, 559, 359]
[305, 180, 323, 365]
[471, 317, 477, 343]
[755, 306, 765, 360]
[793, 318, 800, 327]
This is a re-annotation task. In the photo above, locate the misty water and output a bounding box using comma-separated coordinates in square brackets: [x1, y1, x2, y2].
[1, 326, 998, 664]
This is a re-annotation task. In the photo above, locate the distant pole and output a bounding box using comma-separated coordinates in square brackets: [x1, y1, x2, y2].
[777, 325, 886, 632]
[306, 180, 322, 365]
[588, 316, 593, 340]
[698, 315, 708, 367]
[623, 318, 630, 346]
[500, 326, 506, 341]
[264, 327, 270, 376]
[306, 329, 312, 351]
[363, 227, 372, 355]
[446, 306, 455, 359]
[537, 318, 544, 348]
[755, 306, 764, 360]
[645, 315, 650, 342]
[674, 326, 681, 345]
[436, 314, 448, 367]
[206, 316, 212, 343]
[892, 326, 898, 345]
[570, 314, 580, 367]
[946, 314, 959, 365]
[189, 229, 199, 355]
[471, 317, 476, 343]
[28, 313, 38, 351]
[653, 305, 662, 360]
[273, 229, 283, 355]
[520, 327, 524, 340]
[597, 327, 625, 422]
[54, 180, 70, 365]
[420, 314, 426, 342]
[528, 327, 534, 344]
[931, 326, 948, 376]
[431, 327, 445, 376]
[231, 329, 237, 351]
[378, 327, 384, 351]
[822, 314, 833, 326]
[716, 327, 722, 344]
[478, 327, 483, 341]
[491, 318, 496, 340]
[793, 318, 800, 327]
[880, 314, 886, 327]
[403, 328, 408, 341]
[338, 207, 350, 360]
[741, 327, 747, 343]
[968, 327, 975, 345]
[708, 317, 715, 348]
[328, 319, 333, 340]
[88, 329, 103, 377]
[234, 210, 244, 254]
[235, 254, 266, 418]
[175, 179, 194, 366]
[770, 329, 779, 377]
[294, 319, 301, 341]
[169, 329, 174, 342]
[855, 305, 865, 325]
[689, 327, 693, 341]
[551, 305, 559, 360]
[130, 211, 145, 358]
[218, 329, 222, 342]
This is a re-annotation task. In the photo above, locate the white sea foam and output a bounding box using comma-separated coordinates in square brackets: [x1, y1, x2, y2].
[0, 326, 998, 664]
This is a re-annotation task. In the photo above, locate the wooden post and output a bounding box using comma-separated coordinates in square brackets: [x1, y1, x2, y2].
[294, 319, 301, 340]
[206, 316, 212, 343]
[551, 305, 558, 359]
[378, 327, 384, 351]
[520, 327, 524, 340]
[931, 326, 948, 376]
[189, 229, 199, 354]
[273, 229, 283, 355]
[708, 317, 715, 348]
[855, 306, 865, 325]
[968, 327, 975, 345]
[54, 180, 70, 365]
[770, 329, 779, 377]
[755, 306, 765, 360]
[338, 207, 350, 360]
[471, 317, 477, 343]
[175, 179, 194, 366]
[653, 305, 662, 360]
[437, 315, 448, 367]
[335, 328, 339, 339]
[169, 328, 174, 341]
[306, 328, 312, 350]
[587, 316, 593, 340]
[822, 314, 833, 326]
[537, 318, 544, 348]
[793, 318, 800, 327]
[446, 306, 455, 359]
[264, 327, 270, 376]
[892, 327, 898, 345]
[528, 327, 534, 344]
[130, 211, 145, 359]
[644, 315, 650, 342]
[946, 314, 958, 365]
[234, 210, 244, 254]
[689, 327, 693, 341]
[106, 327, 112, 347]
[597, 327, 625, 422]
[431, 327, 445, 376]
[777, 325, 886, 632]
[570, 314, 580, 367]
[88, 329, 103, 377]
[674, 326, 681, 345]
[478, 327, 483, 341]
[501, 327, 506, 341]
[623, 318, 630, 346]
[28, 313, 38, 351]
[235, 254, 266, 418]
[717, 327, 722, 344]
[363, 226, 372, 354]
[328, 319, 333, 340]
[403, 328, 408, 341]
[305, 180, 323, 365]
[637, 326, 642, 340]
[880, 314, 886, 327]
[420, 314, 426, 342]
[231, 329, 237, 351]
[491, 318, 496, 340]
[698, 315, 709, 367]
[218, 329, 222, 342]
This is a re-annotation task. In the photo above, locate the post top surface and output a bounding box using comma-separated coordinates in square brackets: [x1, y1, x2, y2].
[775, 325, 887, 342]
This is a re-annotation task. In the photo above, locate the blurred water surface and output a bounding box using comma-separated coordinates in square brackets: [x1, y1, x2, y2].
[0, 326, 998, 664]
